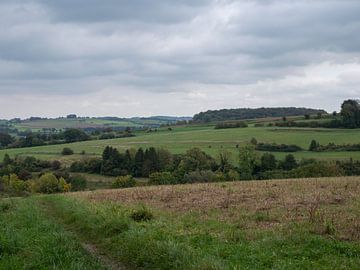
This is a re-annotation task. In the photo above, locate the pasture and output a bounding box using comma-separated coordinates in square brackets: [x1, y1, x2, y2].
[0, 125, 360, 162]
[12, 118, 142, 131]
[9, 116, 184, 132]
[1, 176, 360, 269]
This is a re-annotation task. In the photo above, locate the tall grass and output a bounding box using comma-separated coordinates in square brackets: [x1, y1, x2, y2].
[0, 197, 105, 270]
[41, 193, 360, 270]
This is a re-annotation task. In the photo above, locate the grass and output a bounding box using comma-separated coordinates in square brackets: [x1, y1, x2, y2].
[70, 173, 149, 190]
[0, 197, 106, 270]
[11, 117, 178, 132]
[0, 125, 360, 162]
[12, 118, 142, 131]
[2, 176, 358, 269]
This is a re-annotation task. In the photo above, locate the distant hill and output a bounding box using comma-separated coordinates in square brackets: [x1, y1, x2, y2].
[6, 115, 193, 132]
[193, 107, 327, 123]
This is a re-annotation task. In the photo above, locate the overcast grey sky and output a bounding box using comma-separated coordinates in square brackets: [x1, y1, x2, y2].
[0, 0, 359, 118]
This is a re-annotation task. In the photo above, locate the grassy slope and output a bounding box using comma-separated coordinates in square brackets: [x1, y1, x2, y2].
[0, 197, 106, 270]
[0, 125, 360, 162]
[16, 176, 360, 270]
[13, 118, 142, 131]
[12, 117, 177, 131]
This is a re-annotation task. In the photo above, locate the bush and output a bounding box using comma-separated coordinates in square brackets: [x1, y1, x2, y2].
[149, 172, 176, 185]
[61, 147, 74, 155]
[35, 173, 68, 194]
[310, 142, 360, 152]
[1, 174, 29, 195]
[226, 169, 240, 181]
[182, 170, 219, 183]
[256, 143, 302, 152]
[215, 121, 248, 129]
[51, 160, 61, 170]
[280, 154, 298, 170]
[112, 175, 136, 189]
[0, 201, 12, 212]
[289, 162, 343, 178]
[99, 133, 115, 140]
[68, 175, 87, 191]
[70, 158, 102, 173]
[130, 207, 153, 222]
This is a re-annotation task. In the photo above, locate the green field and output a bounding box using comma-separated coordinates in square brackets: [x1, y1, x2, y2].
[11, 118, 143, 131]
[8, 117, 184, 132]
[1, 177, 360, 269]
[1, 125, 360, 162]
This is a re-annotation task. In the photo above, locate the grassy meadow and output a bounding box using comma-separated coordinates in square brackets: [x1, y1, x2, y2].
[12, 118, 142, 132]
[9, 117, 182, 132]
[1, 176, 360, 269]
[1, 125, 360, 163]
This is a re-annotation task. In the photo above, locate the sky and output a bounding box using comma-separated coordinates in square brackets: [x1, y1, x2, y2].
[0, 0, 359, 119]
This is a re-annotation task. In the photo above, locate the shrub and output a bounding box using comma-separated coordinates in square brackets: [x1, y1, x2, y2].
[53, 170, 70, 180]
[112, 175, 136, 189]
[59, 177, 71, 192]
[309, 140, 320, 151]
[36, 173, 66, 194]
[68, 175, 87, 191]
[226, 169, 240, 181]
[17, 169, 32, 180]
[289, 162, 343, 178]
[256, 143, 302, 152]
[250, 137, 258, 145]
[149, 172, 176, 185]
[71, 158, 103, 173]
[99, 133, 115, 140]
[130, 207, 153, 222]
[61, 147, 74, 155]
[281, 154, 298, 170]
[51, 160, 61, 170]
[0, 201, 12, 212]
[1, 174, 29, 195]
[215, 121, 248, 129]
[182, 170, 219, 183]
[310, 142, 360, 152]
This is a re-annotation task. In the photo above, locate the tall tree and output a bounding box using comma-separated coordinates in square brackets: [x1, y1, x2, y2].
[341, 99, 360, 128]
[281, 154, 298, 170]
[260, 153, 276, 171]
[134, 148, 144, 177]
[218, 149, 232, 173]
[238, 145, 259, 179]
[142, 147, 159, 176]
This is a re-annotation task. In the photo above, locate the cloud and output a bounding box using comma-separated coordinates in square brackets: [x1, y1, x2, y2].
[0, 0, 359, 118]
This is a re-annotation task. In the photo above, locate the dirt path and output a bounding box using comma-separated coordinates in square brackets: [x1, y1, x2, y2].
[81, 242, 127, 270]
[37, 199, 128, 270]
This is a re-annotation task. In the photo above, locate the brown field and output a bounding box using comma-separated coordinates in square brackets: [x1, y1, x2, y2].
[72, 176, 360, 241]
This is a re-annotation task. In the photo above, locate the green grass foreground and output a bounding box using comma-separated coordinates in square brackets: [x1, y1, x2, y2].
[0, 197, 105, 270]
[1, 177, 360, 269]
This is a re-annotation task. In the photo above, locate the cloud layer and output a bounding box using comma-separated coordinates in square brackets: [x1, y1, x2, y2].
[0, 0, 359, 118]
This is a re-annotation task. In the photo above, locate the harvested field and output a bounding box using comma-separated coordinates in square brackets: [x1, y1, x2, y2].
[72, 176, 360, 241]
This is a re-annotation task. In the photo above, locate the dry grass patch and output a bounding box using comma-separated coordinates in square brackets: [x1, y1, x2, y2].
[71, 176, 360, 240]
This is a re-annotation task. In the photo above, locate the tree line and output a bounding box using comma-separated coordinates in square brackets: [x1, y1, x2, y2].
[193, 107, 327, 123]
[70, 145, 360, 184]
[1, 144, 360, 196]
[273, 100, 360, 129]
[0, 128, 134, 149]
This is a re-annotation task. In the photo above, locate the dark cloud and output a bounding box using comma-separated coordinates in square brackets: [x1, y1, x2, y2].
[0, 0, 359, 117]
[40, 0, 209, 23]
